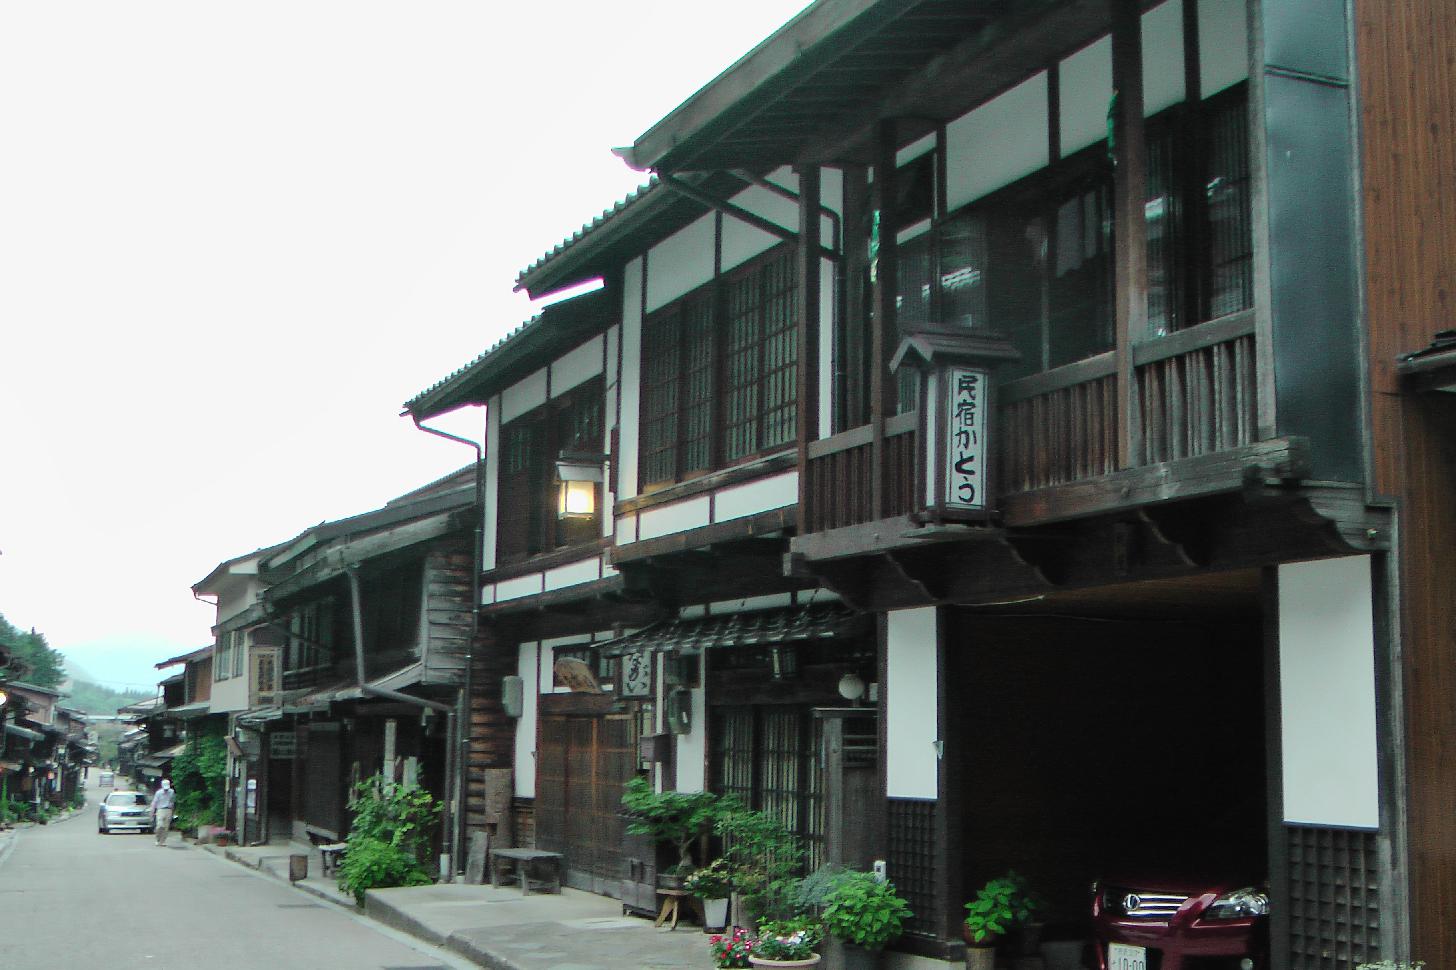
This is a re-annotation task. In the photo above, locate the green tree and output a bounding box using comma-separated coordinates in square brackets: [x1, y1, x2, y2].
[0, 613, 66, 689]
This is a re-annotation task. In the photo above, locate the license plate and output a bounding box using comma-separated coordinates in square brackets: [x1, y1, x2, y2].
[1108, 943, 1147, 970]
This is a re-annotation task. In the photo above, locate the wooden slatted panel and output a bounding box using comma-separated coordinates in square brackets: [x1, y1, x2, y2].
[1137, 332, 1256, 464]
[886, 798, 938, 940]
[803, 426, 917, 533]
[999, 374, 1120, 493]
[1287, 826, 1381, 969]
[535, 714, 634, 886]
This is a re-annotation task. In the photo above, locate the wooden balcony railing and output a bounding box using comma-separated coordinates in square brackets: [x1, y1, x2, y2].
[804, 413, 917, 534]
[802, 311, 1260, 533]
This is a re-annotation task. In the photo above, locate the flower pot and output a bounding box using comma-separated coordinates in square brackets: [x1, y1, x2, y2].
[965, 945, 997, 970]
[657, 872, 686, 891]
[702, 896, 730, 932]
[749, 955, 821, 968]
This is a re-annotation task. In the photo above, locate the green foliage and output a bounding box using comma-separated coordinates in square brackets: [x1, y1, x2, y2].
[793, 863, 850, 910]
[346, 775, 442, 857]
[621, 776, 729, 869]
[0, 614, 66, 689]
[64, 680, 150, 716]
[963, 871, 1042, 944]
[822, 870, 912, 951]
[336, 836, 433, 905]
[754, 916, 823, 960]
[171, 728, 227, 830]
[715, 804, 805, 924]
[683, 858, 736, 898]
[1357, 963, 1425, 970]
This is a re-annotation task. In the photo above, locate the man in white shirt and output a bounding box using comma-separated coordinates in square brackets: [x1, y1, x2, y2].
[151, 779, 177, 846]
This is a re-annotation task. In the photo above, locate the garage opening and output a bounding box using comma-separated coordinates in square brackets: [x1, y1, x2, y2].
[948, 572, 1268, 936]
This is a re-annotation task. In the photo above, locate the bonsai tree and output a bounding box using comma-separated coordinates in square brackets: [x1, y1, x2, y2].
[963, 871, 1042, 945]
[822, 870, 913, 951]
[714, 803, 804, 922]
[621, 776, 725, 873]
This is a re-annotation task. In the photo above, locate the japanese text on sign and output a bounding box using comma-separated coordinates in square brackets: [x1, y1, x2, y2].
[944, 367, 988, 510]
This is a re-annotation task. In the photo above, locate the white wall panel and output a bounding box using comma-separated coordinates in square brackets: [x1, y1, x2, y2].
[615, 514, 638, 545]
[896, 133, 936, 167]
[1278, 556, 1379, 829]
[822, 166, 844, 216]
[550, 334, 605, 398]
[1198, 0, 1250, 97]
[500, 368, 548, 424]
[721, 219, 781, 274]
[946, 72, 1050, 211]
[482, 396, 501, 572]
[544, 557, 602, 591]
[819, 258, 834, 440]
[675, 684, 707, 793]
[495, 573, 545, 602]
[713, 472, 799, 522]
[646, 214, 715, 312]
[1143, 1, 1187, 114]
[515, 643, 539, 798]
[638, 495, 712, 540]
[1060, 37, 1113, 156]
[619, 259, 643, 499]
[886, 607, 939, 799]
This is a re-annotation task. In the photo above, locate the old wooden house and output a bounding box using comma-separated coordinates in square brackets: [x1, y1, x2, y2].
[406, 0, 1456, 966]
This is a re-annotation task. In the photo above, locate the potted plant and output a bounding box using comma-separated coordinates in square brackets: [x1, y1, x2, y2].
[620, 776, 725, 888]
[715, 804, 803, 927]
[963, 871, 1042, 970]
[750, 916, 824, 968]
[709, 927, 756, 969]
[684, 858, 736, 932]
[821, 870, 912, 970]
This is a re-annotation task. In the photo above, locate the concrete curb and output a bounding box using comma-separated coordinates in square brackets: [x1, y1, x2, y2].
[442, 930, 529, 970]
[365, 893, 449, 947]
[0, 828, 17, 872]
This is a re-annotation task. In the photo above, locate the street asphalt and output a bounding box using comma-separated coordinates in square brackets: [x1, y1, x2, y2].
[0, 773, 476, 970]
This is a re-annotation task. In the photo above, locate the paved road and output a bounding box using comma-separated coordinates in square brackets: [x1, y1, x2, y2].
[0, 775, 474, 970]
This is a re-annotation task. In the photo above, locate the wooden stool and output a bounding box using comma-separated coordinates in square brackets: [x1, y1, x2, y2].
[654, 888, 691, 930]
[318, 842, 348, 877]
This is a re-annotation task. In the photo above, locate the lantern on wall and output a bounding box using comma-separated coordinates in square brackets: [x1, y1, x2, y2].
[891, 328, 1020, 523]
[555, 453, 605, 519]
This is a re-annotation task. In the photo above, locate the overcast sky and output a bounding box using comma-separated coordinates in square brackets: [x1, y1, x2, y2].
[0, 0, 810, 690]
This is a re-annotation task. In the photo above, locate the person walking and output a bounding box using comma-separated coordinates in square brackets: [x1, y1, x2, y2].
[151, 779, 176, 846]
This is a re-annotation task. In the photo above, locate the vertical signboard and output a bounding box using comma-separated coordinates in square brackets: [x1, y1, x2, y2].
[944, 366, 989, 511]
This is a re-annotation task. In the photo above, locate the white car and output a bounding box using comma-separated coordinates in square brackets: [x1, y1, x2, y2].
[98, 790, 153, 834]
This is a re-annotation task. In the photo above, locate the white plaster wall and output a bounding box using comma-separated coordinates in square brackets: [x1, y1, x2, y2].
[819, 257, 835, 440]
[496, 573, 545, 602]
[615, 514, 638, 545]
[886, 607, 939, 800]
[638, 495, 712, 540]
[897, 133, 936, 166]
[1198, 0, 1250, 97]
[483, 396, 501, 571]
[1142, 0, 1186, 115]
[500, 367, 548, 424]
[946, 72, 1050, 212]
[1060, 37, 1113, 156]
[210, 663, 249, 713]
[544, 557, 602, 591]
[646, 213, 716, 313]
[821, 166, 844, 217]
[550, 334, 605, 398]
[713, 472, 798, 522]
[1278, 556, 1379, 829]
[619, 259, 643, 500]
[217, 575, 264, 624]
[515, 642, 539, 798]
[675, 684, 708, 793]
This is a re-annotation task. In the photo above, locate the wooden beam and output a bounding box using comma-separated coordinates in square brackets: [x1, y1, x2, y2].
[607, 506, 796, 566]
[798, 165, 823, 532]
[1111, 0, 1149, 469]
[870, 120, 899, 519]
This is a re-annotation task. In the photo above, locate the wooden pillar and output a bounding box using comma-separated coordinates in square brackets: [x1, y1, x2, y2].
[841, 166, 871, 432]
[796, 165, 822, 521]
[870, 120, 899, 518]
[1111, 0, 1148, 468]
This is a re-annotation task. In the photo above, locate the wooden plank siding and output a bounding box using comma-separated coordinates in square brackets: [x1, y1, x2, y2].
[422, 539, 474, 684]
[1355, 0, 1456, 964]
[462, 629, 519, 829]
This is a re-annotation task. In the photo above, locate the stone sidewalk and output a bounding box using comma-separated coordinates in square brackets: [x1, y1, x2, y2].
[210, 840, 712, 970]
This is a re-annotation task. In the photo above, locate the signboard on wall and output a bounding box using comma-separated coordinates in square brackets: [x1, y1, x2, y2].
[620, 649, 653, 698]
[944, 366, 988, 511]
[269, 732, 296, 759]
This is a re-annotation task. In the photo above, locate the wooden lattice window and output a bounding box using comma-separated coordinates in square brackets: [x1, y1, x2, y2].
[711, 705, 824, 873]
[887, 798, 938, 940]
[1287, 826, 1381, 969]
[639, 244, 798, 488]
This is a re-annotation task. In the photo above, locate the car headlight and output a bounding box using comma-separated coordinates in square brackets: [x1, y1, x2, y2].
[1204, 887, 1269, 919]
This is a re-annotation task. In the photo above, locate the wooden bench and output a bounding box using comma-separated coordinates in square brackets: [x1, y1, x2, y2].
[488, 848, 563, 895]
[317, 842, 348, 877]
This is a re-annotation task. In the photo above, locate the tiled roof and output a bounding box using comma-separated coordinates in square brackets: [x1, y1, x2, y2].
[598, 605, 863, 657]
[402, 311, 553, 413]
[512, 177, 660, 291]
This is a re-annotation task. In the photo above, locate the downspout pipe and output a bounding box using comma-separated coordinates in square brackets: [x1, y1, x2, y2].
[408, 414, 484, 878]
[346, 568, 458, 880]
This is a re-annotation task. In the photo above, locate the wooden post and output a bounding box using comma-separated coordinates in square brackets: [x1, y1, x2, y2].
[797, 165, 823, 523]
[1111, 0, 1149, 469]
[870, 120, 899, 518]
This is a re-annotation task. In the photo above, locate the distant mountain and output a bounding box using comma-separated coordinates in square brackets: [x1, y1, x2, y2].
[62, 680, 152, 716]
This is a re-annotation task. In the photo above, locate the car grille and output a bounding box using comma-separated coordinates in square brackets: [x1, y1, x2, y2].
[1110, 890, 1190, 919]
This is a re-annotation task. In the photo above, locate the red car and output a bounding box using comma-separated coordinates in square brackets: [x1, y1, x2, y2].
[1092, 874, 1269, 970]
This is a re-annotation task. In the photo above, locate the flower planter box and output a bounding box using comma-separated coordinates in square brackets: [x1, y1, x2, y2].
[749, 957, 821, 969]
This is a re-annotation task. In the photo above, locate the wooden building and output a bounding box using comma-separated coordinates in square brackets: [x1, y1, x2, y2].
[407, 0, 1455, 966]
